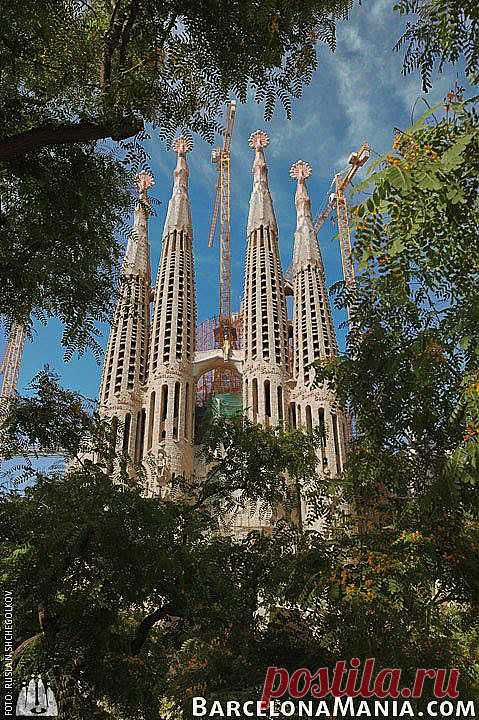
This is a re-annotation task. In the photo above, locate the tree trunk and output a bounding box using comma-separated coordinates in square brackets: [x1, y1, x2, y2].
[0, 118, 143, 159]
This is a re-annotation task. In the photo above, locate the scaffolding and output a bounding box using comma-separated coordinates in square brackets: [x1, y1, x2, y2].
[195, 313, 243, 407]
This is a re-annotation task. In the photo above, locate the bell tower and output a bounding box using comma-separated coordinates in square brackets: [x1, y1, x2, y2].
[99, 171, 153, 462]
[289, 160, 347, 474]
[242, 131, 289, 428]
[146, 137, 197, 481]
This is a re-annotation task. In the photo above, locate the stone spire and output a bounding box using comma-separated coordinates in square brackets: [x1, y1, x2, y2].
[289, 160, 346, 475]
[123, 172, 154, 276]
[242, 131, 289, 427]
[247, 130, 277, 235]
[99, 171, 153, 460]
[291, 160, 323, 269]
[146, 137, 196, 482]
[162, 136, 193, 237]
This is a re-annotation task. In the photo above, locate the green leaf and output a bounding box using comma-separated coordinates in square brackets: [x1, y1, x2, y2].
[416, 171, 442, 191]
[388, 166, 410, 190]
[441, 132, 476, 171]
[389, 239, 405, 256]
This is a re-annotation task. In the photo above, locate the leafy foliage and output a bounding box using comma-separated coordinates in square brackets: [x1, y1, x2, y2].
[395, 0, 479, 90]
[0, 0, 353, 148]
[0, 372, 321, 718]
[0, 146, 131, 353]
[3, 341, 479, 718]
[311, 98, 479, 703]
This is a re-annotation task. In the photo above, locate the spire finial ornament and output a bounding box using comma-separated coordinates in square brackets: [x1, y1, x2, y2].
[135, 170, 155, 197]
[170, 135, 192, 197]
[173, 136, 193, 155]
[290, 160, 312, 181]
[248, 130, 269, 151]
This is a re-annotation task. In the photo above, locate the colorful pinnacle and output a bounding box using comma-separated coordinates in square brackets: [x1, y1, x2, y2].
[172, 136, 193, 154]
[135, 170, 155, 194]
[290, 160, 312, 181]
[248, 130, 269, 151]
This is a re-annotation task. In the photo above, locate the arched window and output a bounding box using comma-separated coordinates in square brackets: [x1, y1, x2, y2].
[289, 402, 296, 429]
[136, 408, 146, 462]
[331, 413, 342, 474]
[122, 413, 131, 455]
[108, 416, 119, 473]
[252, 378, 258, 422]
[184, 382, 190, 438]
[264, 379, 271, 418]
[147, 392, 155, 450]
[305, 405, 312, 433]
[318, 407, 327, 468]
[160, 384, 168, 439]
[173, 382, 180, 439]
[277, 385, 283, 424]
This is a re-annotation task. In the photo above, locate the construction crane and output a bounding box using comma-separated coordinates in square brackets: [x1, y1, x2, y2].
[0, 322, 26, 404]
[314, 142, 370, 291]
[208, 100, 237, 348]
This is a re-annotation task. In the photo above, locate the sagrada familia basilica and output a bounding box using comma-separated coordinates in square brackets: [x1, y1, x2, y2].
[98, 130, 348, 518]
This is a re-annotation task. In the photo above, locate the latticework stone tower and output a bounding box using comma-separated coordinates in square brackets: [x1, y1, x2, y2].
[242, 131, 289, 428]
[146, 137, 197, 481]
[289, 160, 347, 474]
[99, 171, 153, 461]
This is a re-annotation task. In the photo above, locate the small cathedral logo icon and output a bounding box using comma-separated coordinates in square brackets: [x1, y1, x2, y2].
[15, 676, 58, 716]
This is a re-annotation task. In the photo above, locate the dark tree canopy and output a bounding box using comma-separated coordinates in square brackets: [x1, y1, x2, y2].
[0, 0, 352, 159]
[0, 0, 353, 348]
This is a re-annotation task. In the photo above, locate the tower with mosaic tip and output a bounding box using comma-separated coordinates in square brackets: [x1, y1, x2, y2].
[289, 160, 347, 475]
[242, 130, 289, 428]
[146, 136, 197, 482]
[99, 170, 153, 462]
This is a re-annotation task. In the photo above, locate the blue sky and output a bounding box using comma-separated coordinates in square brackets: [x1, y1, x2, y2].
[3, 0, 470, 401]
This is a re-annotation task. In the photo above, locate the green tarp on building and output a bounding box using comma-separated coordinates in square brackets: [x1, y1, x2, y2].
[207, 392, 243, 418]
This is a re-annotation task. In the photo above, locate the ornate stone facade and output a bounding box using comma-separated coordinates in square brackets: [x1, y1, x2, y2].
[99, 132, 348, 518]
[289, 160, 348, 475]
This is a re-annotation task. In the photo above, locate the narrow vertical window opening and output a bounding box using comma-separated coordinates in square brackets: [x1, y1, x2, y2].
[136, 408, 146, 462]
[252, 378, 258, 422]
[122, 413, 131, 455]
[184, 382, 190, 439]
[147, 392, 155, 450]
[160, 384, 168, 439]
[306, 405, 312, 432]
[173, 381, 180, 439]
[277, 385, 283, 424]
[264, 379, 271, 418]
[289, 402, 296, 429]
[332, 413, 342, 474]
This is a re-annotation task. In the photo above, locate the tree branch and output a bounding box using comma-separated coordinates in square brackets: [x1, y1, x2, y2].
[12, 633, 44, 668]
[100, 0, 131, 88]
[118, 0, 141, 69]
[131, 604, 177, 655]
[0, 118, 144, 159]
